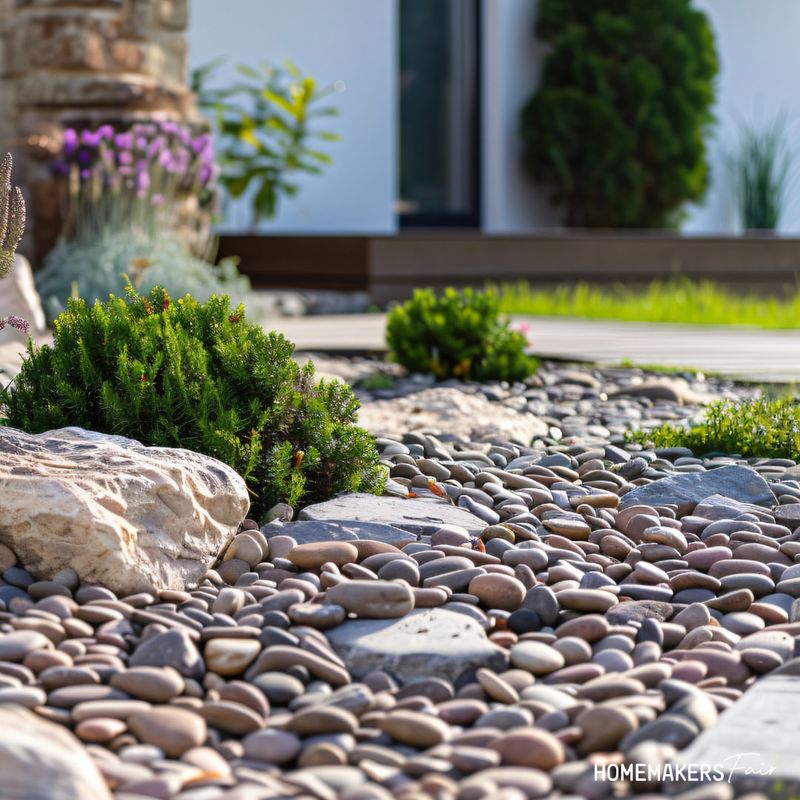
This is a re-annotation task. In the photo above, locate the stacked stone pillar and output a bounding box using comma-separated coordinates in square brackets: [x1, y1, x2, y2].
[0, 0, 197, 263]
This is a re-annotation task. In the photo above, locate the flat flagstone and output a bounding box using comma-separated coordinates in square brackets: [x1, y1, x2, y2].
[618, 465, 776, 513]
[267, 311, 800, 383]
[298, 492, 491, 535]
[672, 675, 800, 793]
[325, 608, 508, 686]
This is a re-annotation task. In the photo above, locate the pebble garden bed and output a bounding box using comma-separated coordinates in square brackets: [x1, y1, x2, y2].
[0, 360, 792, 800]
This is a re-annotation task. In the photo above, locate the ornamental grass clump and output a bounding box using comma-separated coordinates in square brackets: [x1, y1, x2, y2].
[386, 287, 537, 382]
[1, 285, 385, 519]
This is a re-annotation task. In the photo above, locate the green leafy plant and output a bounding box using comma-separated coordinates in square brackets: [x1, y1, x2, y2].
[730, 115, 792, 231]
[1, 286, 385, 518]
[386, 287, 537, 382]
[628, 398, 800, 460]
[520, 0, 718, 227]
[192, 59, 340, 225]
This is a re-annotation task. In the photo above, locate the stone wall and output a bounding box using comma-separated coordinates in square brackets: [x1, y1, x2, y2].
[0, 0, 198, 262]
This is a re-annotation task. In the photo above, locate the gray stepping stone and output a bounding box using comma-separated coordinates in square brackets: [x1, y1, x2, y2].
[260, 519, 417, 546]
[326, 608, 508, 687]
[619, 465, 776, 514]
[298, 492, 489, 535]
[673, 675, 800, 794]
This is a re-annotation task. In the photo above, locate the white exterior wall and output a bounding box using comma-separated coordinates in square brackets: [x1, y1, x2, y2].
[482, 0, 800, 234]
[188, 0, 397, 234]
[481, 0, 559, 232]
[189, 0, 800, 235]
[686, 0, 800, 233]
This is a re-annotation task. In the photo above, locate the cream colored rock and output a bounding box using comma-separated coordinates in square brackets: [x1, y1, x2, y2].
[0, 254, 50, 379]
[0, 426, 249, 594]
[0, 705, 112, 799]
[358, 387, 548, 445]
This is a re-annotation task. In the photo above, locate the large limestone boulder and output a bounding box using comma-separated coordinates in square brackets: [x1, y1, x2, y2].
[0, 426, 249, 594]
[0, 705, 112, 799]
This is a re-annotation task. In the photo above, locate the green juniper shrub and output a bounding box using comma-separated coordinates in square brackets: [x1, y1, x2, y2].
[1, 285, 385, 519]
[386, 287, 537, 382]
[520, 0, 718, 228]
[628, 398, 800, 460]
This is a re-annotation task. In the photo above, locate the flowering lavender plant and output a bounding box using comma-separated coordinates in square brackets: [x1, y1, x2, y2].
[37, 122, 250, 319]
[52, 121, 218, 207]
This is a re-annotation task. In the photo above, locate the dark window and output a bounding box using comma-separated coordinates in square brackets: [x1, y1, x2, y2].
[398, 0, 480, 227]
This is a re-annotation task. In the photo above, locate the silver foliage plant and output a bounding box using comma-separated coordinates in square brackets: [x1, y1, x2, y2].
[0, 153, 29, 334]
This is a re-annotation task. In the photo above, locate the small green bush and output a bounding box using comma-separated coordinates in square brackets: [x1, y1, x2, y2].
[629, 398, 800, 460]
[1, 286, 385, 519]
[386, 287, 537, 382]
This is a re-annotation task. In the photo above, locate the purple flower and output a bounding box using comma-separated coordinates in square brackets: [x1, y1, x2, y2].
[135, 136, 148, 150]
[190, 135, 209, 154]
[98, 124, 114, 141]
[158, 149, 176, 170]
[63, 128, 78, 156]
[81, 129, 102, 148]
[80, 168, 92, 180]
[118, 151, 133, 166]
[114, 132, 134, 150]
[50, 159, 69, 177]
[136, 169, 151, 194]
[0, 315, 30, 334]
[77, 149, 93, 167]
[151, 193, 165, 206]
[199, 163, 214, 186]
[147, 136, 166, 159]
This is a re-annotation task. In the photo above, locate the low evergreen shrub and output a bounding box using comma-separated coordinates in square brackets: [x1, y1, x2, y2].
[628, 398, 800, 460]
[1, 286, 385, 519]
[386, 287, 537, 382]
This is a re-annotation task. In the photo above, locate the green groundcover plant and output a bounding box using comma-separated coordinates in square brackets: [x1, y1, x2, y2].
[629, 398, 800, 460]
[520, 0, 718, 228]
[1, 286, 385, 519]
[387, 287, 537, 382]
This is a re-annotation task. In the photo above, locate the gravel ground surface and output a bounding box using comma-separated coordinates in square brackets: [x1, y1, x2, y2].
[0, 361, 792, 799]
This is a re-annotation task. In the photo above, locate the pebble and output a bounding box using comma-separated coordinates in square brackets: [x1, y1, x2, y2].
[468, 574, 526, 611]
[204, 638, 261, 676]
[379, 710, 452, 747]
[0, 362, 794, 799]
[325, 580, 414, 618]
[510, 641, 565, 675]
[489, 728, 566, 770]
[127, 708, 207, 758]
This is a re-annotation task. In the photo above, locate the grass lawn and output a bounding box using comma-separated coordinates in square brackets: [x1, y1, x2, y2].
[493, 278, 800, 329]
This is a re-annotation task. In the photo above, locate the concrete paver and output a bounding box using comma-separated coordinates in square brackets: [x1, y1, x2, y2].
[266, 313, 800, 384]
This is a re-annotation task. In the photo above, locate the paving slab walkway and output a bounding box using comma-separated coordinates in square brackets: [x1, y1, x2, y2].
[265, 313, 800, 384]
[673, 675, 800, 794]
